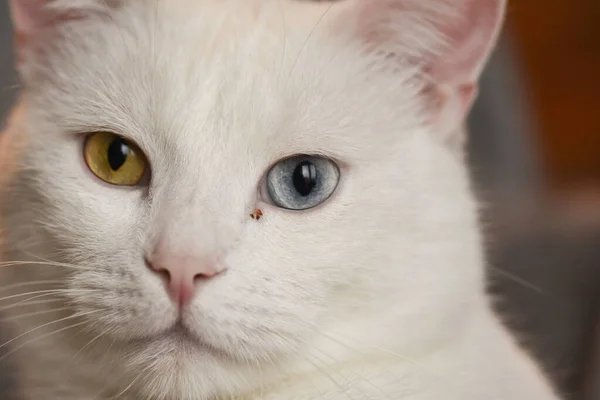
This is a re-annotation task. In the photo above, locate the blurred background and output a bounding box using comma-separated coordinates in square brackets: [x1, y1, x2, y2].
[1, 1, 600, 399]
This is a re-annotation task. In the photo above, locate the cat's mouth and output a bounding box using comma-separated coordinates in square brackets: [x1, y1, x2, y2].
[134, 320, 234, 360]
[127, 320, 195, 347]
[165, 321, 195, 340]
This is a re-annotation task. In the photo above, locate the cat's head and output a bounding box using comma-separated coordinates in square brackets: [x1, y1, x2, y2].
[4, 0, 505, 397]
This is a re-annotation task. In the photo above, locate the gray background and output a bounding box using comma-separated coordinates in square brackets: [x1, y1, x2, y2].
[1, 2, 599, 399]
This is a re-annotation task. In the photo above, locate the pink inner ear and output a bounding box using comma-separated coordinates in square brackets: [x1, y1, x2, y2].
[10, 0, 88, 56]
[430, 0, 506, 84]
[345, 0, 506, 86]
[352, 0, 410, 46]
[10, 0, 85, 37]
[10, 0, 53, 35]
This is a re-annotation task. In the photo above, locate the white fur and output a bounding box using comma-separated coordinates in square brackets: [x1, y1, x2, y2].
[0, 0, 560, 399]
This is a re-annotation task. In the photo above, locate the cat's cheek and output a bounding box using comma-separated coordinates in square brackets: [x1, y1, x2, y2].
[179, 239, 326, 360]
[68, 265, 179, 340]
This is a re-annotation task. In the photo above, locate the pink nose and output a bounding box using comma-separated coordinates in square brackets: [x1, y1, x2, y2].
[146, 251, 221, 308]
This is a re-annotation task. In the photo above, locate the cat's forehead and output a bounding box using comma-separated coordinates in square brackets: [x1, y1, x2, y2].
[40, 1, 337, 134]
[30, 0, 417, 168]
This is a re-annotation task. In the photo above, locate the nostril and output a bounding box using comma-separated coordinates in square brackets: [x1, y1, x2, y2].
[193, 263, 223, 282]
[156, 268, 171, 283]
[193, 272, 213, 282]
[145, 258, 171, 283]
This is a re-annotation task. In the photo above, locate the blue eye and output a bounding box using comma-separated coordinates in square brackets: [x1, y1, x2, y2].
[265, 155, 340, 211]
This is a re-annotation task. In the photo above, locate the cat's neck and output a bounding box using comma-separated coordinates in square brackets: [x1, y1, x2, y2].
[240, 305, 558, 400]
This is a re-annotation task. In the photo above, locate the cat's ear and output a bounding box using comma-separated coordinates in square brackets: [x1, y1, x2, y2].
[10, 1, 81, 42]
[335, 0, 506, 142]
[9, 0, 118, 59]
[9, 0, 49, 39]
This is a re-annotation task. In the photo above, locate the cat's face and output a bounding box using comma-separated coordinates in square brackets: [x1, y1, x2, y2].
[3, 0, 505, 397]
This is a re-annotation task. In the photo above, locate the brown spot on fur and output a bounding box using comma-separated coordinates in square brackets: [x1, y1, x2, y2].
[250, 209, 264, 220]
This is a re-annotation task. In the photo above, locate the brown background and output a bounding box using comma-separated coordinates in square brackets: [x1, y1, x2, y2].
[508, 0, 600, 190]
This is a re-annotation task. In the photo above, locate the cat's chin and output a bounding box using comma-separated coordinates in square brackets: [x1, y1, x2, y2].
[113, 321, 271, 400]
[128, 321, 233, 361]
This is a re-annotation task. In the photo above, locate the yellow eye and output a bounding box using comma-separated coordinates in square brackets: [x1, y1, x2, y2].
[84, 132, 148, 186]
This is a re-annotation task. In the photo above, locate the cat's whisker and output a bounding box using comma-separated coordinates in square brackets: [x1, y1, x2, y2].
[1, 82, 22, 93]
[309, 355, 365, 400]
[276, 0, 288, 76]
[101, 336, 118, 363]
[97, 0, 129, 59]
[0, 260, 94, 271]
[293, 319, 439, 384]
[488, 266, 546, 295]
[258, 357, 265, 398]
[302, 324, 468, 396]
[309, 346, 395, 400]
[20, 249, 87, 266]
[0, 279, 64, 293]
[0, 309, 99, 351]
[261, 348, 330, 400]
[276, 323, 389, 399]
[0, 288, 96, 303]
[0, 297, 65, 313]
[21, 248, 108, 274]
[111, 375, 141, 400]
[109, 362, 156, 400]
[64, 322, 96, 348]
[5, 247, 88, 269]
[297, 353, 359, 400]
[73, 328, 110, 359]
[287, 2, 335, 81]
[245, 331, 352, 400]
[0, 320, 90, 364]
[0, 241, 58, 259]
[0, 306, 73, 323]
[294, 319, 405, 360]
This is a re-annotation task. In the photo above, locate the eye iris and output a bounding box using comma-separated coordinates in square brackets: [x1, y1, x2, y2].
[292, 161, 317, 196]
[107, 139, 131, 171]
[265, 155, 339, 210]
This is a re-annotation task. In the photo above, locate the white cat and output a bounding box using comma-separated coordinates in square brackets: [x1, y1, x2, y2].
[0, 0, 560, 399]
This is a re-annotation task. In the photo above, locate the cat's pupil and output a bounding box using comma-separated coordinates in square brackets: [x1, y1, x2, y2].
[107, 139, 130, 171]
[292, 161, 317, 197]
